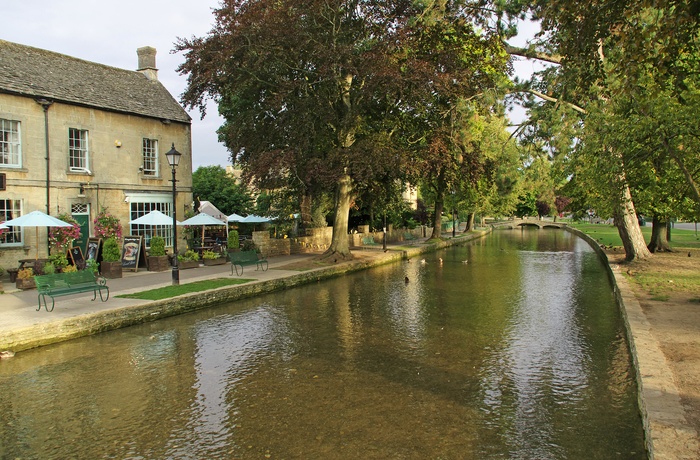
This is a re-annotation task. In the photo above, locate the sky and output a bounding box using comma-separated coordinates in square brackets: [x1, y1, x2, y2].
[2, 2, 543, 169]
[2, 0, 229, 169]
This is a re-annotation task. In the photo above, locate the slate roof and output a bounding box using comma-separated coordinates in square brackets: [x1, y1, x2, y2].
[0, 40, 191, 124]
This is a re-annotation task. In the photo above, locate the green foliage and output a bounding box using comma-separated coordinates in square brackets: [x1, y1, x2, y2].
[47, 252, 69, 269]
[42, 263, 56, 275]
[85, 258, 99, 275]
[202, 250, 221, 260]
[192, 166, 254, 216]
[149, 236, 166, 257]
[228, 230, 239, 251]
[241, 239, 257, 252]
[102, 237, 121, 263]
[178, 250, 200, 262]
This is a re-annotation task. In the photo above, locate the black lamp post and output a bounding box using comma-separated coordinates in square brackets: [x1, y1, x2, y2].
[452, 189, 456, 238]
[165, 143, 181, 286]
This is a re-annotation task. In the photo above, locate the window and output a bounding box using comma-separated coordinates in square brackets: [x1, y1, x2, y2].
[69, 128, 89, 171]
[0, 199, 22, 246]
[128, 196, 173, 248]
[142, 138, 158, 176]
[0, 119, 21, 167]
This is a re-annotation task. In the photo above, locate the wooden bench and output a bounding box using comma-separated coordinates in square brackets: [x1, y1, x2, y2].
[228, 250, 268, 276]
[361, 236, 381, 247]
[34, 270, 110, 312]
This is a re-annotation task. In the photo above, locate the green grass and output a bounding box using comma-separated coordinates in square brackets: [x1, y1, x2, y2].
[567, 222, 700, 249]
[116, 278, 254, 301]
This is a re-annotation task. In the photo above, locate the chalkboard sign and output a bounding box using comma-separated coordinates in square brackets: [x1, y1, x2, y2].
[121, 235, 147, 272]
[85, 237, 102, 263]
[67, 246, 85, 269]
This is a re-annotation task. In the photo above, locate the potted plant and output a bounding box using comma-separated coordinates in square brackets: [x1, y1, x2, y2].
[16, 267, 36, 290]
[228, 230, 240, 253]
[177, 249, 200, 269]
[202, 249, 227, 266]
[93, 208, 122, 240]
[101, 237, 122, 278]
[47, 252, 69, 273]
[148, 235, 169, 272]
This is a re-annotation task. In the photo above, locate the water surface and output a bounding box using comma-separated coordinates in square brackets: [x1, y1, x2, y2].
[0, 229, 645, 459]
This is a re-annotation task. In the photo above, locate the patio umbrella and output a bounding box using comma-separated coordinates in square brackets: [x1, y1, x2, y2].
[178, 213, 226, 247]
[240, 214, 271, 223]
[2, 210, 73, 259]
[128, 210, 178, 226]
[228, 213, 246, 223]
[0, 223, 8, 230]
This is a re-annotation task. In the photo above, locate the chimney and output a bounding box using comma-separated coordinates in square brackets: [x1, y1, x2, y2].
[136, 46, 158, 81]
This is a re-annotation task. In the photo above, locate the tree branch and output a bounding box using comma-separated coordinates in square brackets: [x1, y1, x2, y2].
[504, 43, 562, 65]
[528, 89, 587, 114]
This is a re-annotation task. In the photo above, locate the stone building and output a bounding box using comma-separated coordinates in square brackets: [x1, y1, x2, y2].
[0, 40, 193, 268]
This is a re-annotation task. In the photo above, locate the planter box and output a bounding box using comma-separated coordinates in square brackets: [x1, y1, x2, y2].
[203, 257, 227, 266]
[179, 260, 200, 270]
[101, 261, 123, 279]
[148, 255, 170, 272]
[16, 277, 36, 290]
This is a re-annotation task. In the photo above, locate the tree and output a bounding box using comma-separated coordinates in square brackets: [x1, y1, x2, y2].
[177, 0, 509, 257]
[192, 166, 254, 216]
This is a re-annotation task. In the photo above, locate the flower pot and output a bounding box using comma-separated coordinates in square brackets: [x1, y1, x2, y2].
[101, 261, 123, 279]
[16, 277, 36, 290]
[8, 269, 19, 283]
[179, 260, 200, 269]
[203, 257, 227, 266]
[148, 255, 170, 272]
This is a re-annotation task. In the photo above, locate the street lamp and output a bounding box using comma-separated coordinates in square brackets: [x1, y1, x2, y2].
[165, 143, 181, 286]
[452, 189, 456, 238]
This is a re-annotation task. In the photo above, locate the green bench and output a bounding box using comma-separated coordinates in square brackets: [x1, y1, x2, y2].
[228, 250, 268, 276]
[361, 236, 381, 247]
[34, 270, 110, 312]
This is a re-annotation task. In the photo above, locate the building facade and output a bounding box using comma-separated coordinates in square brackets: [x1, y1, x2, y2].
[0, 40, 193, 268]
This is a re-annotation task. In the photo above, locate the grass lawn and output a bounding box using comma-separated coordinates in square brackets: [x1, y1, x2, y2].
[568, 221, 700, 250]
[116, 278, 253, 301]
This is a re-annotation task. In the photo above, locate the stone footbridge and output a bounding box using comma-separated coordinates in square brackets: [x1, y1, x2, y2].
[490, 219, 567, 230]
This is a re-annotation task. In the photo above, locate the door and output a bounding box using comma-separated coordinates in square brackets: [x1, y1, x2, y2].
[71, 203, 90, 251]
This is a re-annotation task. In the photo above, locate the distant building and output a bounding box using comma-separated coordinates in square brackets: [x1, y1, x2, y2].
[0, 40, 193, 267]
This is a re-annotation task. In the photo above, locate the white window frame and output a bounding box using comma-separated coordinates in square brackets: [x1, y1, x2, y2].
[0, 118, 21, 168]
[0, 199, 23, 247]
[142, 138, 159, 176]
[69, 128, 90, 172]
[126, 193, 174, 248]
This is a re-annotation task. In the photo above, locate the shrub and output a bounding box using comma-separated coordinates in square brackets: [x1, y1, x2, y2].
[62, 265, 78, 273]
[102, 237, 121, 262]
[242, 239, 257, 252]
[178, 250, 200, 262]
[42, 263, 56, 275]
[228, 230, 239, 251]
[202, 250, 220, 260]
[85, 258, 99, 274]
[48, 252, 69, 270]
[93, 209, 122, 240]
[0, 266, 4, 277]
[149, 236, 166, 256]
[48, 213, 81, 252]
[17, 268, 34, 279]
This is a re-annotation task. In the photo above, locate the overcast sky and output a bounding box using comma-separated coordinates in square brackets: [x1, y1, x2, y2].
[2, 0, 229, 169]
[3, 2, 542, 169]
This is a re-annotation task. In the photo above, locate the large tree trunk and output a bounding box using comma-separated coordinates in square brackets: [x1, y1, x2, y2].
[462, 212, 475, 232]
[647, 215, 672, 253]
[430, 196, 444, 239]
[322, 173, 353, 261]
[614, 183, 652, 261]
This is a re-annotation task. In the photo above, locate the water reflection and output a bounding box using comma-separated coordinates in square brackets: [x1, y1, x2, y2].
[0, 229, 645, 459]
